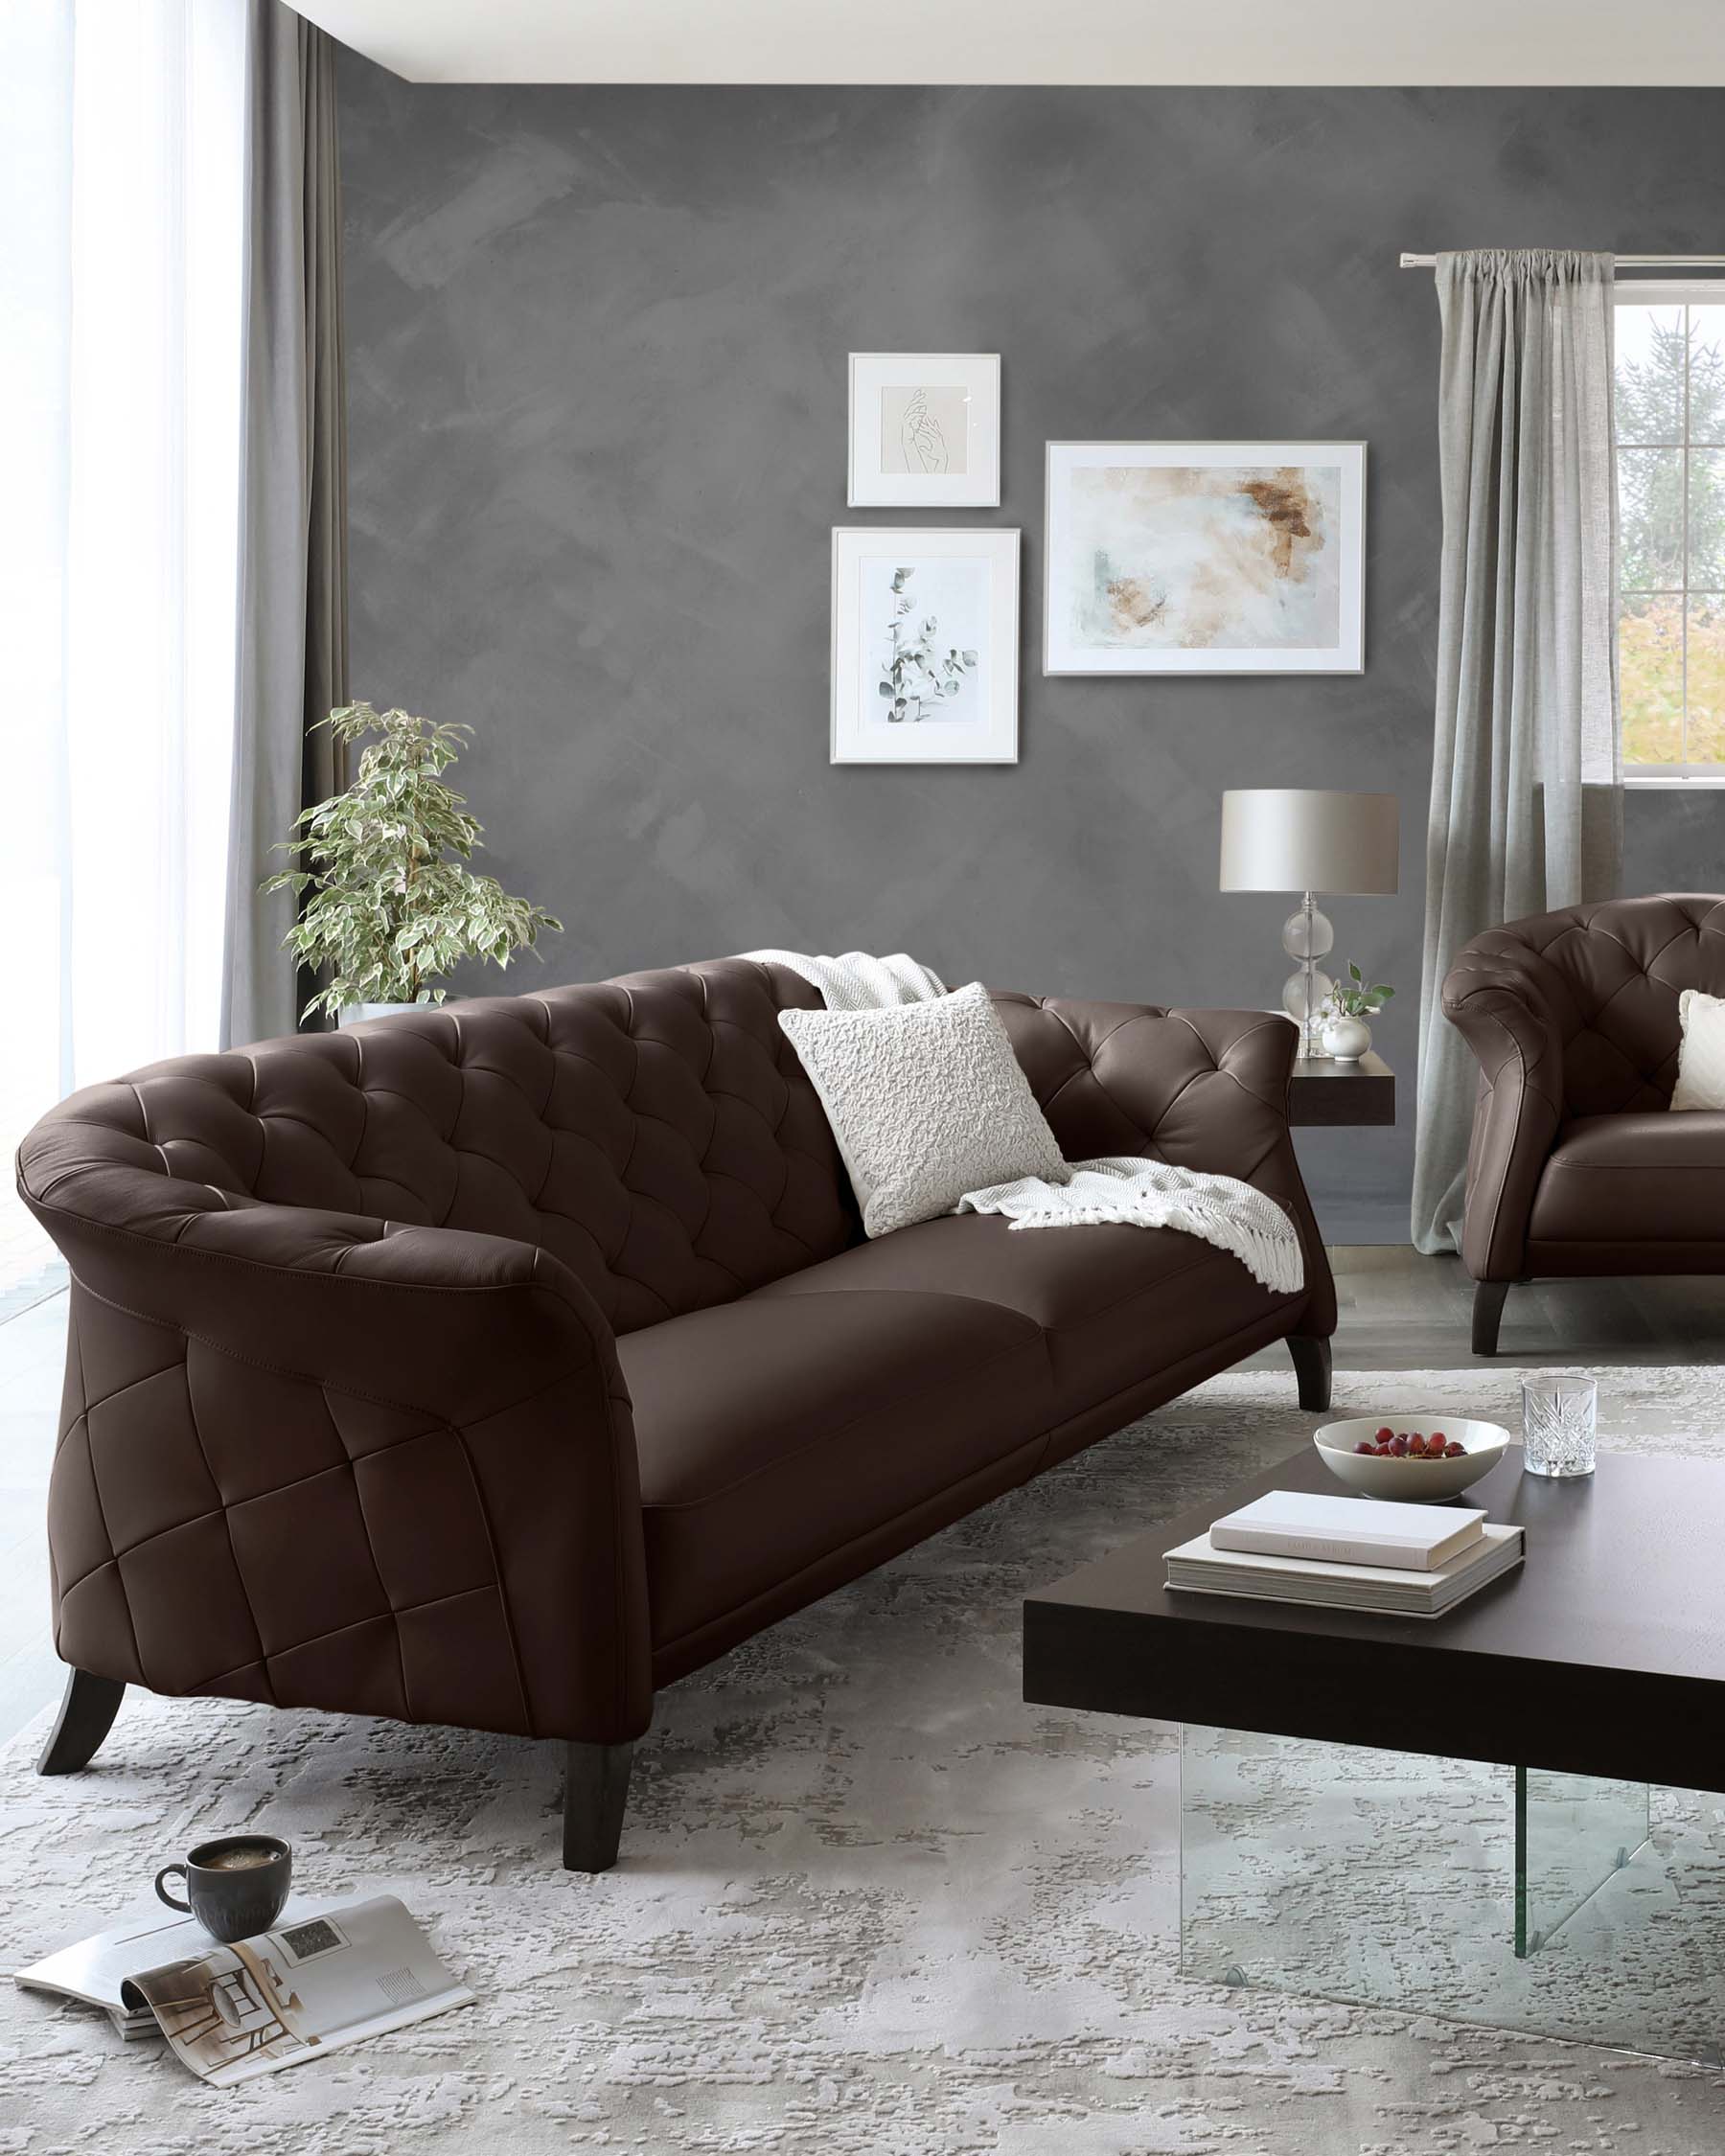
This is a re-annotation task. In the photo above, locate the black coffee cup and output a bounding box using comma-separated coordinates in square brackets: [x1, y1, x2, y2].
[155, 1835, 291, 1945]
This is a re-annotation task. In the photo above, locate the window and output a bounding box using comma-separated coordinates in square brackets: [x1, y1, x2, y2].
[1614, 285, 1725, 780]
[0, 0, 246, 1299]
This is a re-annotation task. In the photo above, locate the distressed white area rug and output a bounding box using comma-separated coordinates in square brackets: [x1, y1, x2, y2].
[7, 1365, 1725, 2154]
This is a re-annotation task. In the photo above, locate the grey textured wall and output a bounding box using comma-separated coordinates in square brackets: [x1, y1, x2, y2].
[337, 66, 1722, 1240]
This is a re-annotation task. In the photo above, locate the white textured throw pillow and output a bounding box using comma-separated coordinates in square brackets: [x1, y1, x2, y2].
[1670, 987, 1725, 1111]
[778, 980, 1068, 1237]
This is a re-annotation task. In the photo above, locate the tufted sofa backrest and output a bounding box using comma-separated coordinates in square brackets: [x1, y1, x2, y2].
[1460, 895, 1725, 1117]
[21, 959, 860, 1335]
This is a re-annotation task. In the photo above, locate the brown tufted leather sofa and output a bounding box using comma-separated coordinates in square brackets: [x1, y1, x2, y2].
[1443, 895, 1725, 1354]
[17, 957, 1334, 1869]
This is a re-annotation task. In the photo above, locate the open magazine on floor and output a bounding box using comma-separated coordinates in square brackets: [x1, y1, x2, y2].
[14, 1893, 473, 2086]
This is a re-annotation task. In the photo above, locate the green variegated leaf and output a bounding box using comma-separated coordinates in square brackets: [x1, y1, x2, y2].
[260, 700, 562, 1009]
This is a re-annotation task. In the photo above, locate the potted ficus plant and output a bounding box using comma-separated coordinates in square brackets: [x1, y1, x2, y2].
[265, 701, 562, 1024]
[1320, 962, 1394, 1063]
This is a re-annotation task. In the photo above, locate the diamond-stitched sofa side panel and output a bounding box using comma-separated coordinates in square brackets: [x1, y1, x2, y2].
[991, 993, 1336, 1338]
[39, 1262, 648, 1741]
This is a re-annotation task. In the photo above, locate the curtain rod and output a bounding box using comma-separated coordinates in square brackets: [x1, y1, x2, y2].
[1399, 251, 1725, 269]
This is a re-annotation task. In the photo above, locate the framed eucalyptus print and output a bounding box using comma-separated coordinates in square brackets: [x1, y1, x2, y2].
[830, 527, 1019, 765]
[1044, 440, 1367, 675]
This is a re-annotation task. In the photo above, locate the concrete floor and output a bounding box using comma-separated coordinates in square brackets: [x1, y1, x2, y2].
[1245, 1246, 1725, 1372]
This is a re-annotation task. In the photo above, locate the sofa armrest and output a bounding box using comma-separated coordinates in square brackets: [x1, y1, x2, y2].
[990, 995, 1335, 1338]
[20, 1138, 650, 1747]
[1440, 935, 1567, 1283]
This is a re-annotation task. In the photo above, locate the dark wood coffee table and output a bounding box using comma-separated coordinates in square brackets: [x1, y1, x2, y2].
[1023, 1443, 1725, 2058]
[1024, 1441, 1725, 1793]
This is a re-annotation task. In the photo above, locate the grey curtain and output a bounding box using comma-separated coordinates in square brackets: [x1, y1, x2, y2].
[1410, 249, 1622, 1255]
[221, 5, 348, 1048]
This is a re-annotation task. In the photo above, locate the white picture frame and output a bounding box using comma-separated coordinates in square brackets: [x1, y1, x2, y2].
[1044, 440, 1367, 675]
[831, 527, 1020, 765]
[847, 353, 1000, 508]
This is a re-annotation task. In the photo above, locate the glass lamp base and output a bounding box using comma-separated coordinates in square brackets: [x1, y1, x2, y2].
[1280, 896, 1335, 1052]
[1281, 901, 1334, 963]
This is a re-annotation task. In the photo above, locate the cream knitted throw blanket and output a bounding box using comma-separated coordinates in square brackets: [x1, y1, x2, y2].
[744, 951, 1303, 1296]
[743, 949, 948, 1008]
[954, 1161, 1302, 1295]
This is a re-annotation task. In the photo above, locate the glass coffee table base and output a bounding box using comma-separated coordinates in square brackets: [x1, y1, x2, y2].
[1181, 1726, 1725, 2063]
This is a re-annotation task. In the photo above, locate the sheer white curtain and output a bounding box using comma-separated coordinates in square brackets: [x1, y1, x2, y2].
[1409, 250, 1622, 1255]
[2, 1, 246, 1288]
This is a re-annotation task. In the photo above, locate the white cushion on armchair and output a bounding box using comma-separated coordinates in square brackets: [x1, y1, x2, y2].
[1671, 987, 1725, 1111]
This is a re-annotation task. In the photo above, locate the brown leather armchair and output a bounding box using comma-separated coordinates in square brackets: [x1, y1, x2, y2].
[1442, 894, 1725, 1353]
[17, 958, 1334, 1868]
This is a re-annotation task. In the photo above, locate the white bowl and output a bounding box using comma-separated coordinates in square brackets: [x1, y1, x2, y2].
[1313, 1415, 1510, 1503]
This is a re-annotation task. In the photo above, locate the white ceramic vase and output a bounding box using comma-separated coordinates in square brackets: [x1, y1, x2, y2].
[1319, 1012, 1371, 1063]
[338, 1002, 420, 1026]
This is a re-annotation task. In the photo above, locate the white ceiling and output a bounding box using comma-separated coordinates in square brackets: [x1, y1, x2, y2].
[292, 0, 1725, 87]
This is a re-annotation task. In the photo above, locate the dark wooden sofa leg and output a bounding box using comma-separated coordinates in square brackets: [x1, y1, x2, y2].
[1472, 1280, 1513, 1358]
[1288, 1334, 1332, 1412]
[563, 1740, 633, 1872]
[36, 1669, 126, 1776]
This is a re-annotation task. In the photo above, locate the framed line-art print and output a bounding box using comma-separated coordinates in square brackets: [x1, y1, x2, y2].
[847, 353, 1000, 508]
[1044, 440, 1367, 675]
[831, 527, 1020, 765]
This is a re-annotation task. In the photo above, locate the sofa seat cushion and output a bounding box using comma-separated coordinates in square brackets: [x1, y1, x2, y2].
[620, 1287, 1051, 1653]
[752, 1211, 1300, 1421]
[1530, 1112, 1725, 1244]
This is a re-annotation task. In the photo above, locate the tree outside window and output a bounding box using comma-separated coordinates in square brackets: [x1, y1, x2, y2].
[1616, 291, 1725, 775]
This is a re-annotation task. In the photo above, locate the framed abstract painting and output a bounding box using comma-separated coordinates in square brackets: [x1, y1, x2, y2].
[1044, 440, 1367, 675]
[830, 527, 1020, 764]
[848, 354, 1000, 508]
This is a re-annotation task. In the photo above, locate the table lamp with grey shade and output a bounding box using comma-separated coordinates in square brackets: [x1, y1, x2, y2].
[1219, 790, 1399, 1053]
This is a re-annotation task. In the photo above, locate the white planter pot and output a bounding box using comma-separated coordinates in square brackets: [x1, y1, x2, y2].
[1319, 1013, 1372, 1062]
[338, 1002, 420, 1026]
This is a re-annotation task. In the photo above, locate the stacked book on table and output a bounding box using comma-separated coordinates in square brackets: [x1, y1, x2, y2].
[1165, 1489, 1524, 1617]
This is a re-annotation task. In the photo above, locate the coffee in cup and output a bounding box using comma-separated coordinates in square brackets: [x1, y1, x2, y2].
[156, 1835, 290, 1943]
